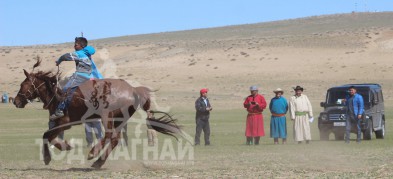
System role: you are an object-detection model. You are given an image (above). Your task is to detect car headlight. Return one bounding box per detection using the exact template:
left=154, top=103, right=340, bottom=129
left=321, top=114, right=328, bottom=121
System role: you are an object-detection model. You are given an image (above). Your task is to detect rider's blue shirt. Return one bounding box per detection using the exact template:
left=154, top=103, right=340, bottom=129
left=57, top=46, right=103, bottom=79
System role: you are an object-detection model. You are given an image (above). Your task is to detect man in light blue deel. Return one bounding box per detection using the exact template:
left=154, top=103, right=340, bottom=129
left=269, top=88, right=288, bottom=144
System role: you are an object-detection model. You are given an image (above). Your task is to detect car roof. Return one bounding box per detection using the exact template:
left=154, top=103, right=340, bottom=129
left=328, top=84, right=382, bottom=90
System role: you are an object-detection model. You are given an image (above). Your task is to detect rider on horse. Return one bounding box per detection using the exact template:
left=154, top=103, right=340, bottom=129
left=50, top=37, right=103, bottom=120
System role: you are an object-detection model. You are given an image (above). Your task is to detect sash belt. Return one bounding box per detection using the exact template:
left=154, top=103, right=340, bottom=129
left=295, top=111, right=308, bottom=116
left=248, top=112, right=262, bottom=115
left=272, top=113, right=286, bottom=117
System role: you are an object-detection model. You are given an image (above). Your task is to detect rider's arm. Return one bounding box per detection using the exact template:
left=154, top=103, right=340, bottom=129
left=56, top=52, right=79, bottom=65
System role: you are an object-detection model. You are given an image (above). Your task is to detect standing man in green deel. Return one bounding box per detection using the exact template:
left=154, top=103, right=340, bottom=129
left=289, top=86, right=313, bottom=144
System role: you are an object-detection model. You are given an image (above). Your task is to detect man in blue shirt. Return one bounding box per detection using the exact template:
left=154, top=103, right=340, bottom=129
left=269, top=88, right=288, bottom=144
left=344, top=86, right=364, bottom=143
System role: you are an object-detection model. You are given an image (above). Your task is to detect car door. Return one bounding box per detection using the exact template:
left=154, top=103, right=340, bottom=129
left=376, top=89, right=384, bottom=129
left=371, top=89, right=382, bottom=129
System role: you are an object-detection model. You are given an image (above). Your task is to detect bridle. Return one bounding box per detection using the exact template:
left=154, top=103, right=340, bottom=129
left=18, top=77, right=45, bottom=100
left=18, top=70, right=60, bottom=109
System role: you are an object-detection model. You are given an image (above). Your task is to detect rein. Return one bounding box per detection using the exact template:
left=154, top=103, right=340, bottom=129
left=19, top=66, right=62, bottom=109
left=43, top=66, right=62, bottom=108
left=45, top=65, right=61, bottom=108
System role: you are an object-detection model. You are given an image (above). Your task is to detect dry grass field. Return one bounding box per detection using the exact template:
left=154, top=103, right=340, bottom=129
left=1, top=12, right=393, bottom=178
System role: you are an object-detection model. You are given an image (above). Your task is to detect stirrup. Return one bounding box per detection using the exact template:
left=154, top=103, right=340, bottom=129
left=50, top=110, right=64, bottom=120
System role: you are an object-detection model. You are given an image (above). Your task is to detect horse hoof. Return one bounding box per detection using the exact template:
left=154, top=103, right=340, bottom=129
left=87, top=153, right=95, bottom=160
left=44, top=156, right=51, bottom=165
left=91, top=162, right=102, bottom=169
left=66, top=146, right=73, bottom=151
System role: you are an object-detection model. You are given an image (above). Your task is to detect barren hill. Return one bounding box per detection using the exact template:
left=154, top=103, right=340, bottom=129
left=1, top=12, right=393, bottom=109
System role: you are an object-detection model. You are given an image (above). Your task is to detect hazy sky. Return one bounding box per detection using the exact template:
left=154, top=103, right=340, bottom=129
left=1, top=0, right=392, bottom=46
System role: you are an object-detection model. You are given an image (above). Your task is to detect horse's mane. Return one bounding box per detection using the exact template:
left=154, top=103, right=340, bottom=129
left=32, top=71, right=58, bottom=84
left=31, top=71, right=61, bottom=95
left=30, top=57, right=58, bottom=84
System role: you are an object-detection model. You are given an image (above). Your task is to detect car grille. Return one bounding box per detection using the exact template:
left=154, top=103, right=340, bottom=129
left=329, top=114, right=346, bottom=121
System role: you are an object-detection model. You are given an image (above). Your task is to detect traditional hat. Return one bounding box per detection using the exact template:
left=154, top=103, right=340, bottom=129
left=200, top=88, right=208, bottom=94
left=249, top=85, right=258, bottom=91
left=293, top=86, right=304, bottom=91
left=273, top=88, right=284, bottom=93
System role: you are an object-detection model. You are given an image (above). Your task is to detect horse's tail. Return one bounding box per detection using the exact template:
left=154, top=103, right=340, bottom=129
left=146, top=111, right=182, bottom=140
left=134, top=86, right=182, bottom=140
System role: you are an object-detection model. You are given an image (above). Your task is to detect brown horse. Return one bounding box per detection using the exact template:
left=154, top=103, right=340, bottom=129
left=14, top=61, right=181, bottom=169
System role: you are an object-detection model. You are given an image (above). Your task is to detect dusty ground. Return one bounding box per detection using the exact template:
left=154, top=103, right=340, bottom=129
left=1, top=12, right=393, bottom=178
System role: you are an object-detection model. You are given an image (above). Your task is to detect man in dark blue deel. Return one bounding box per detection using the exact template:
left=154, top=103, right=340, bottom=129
left=344, top=86, right=364, bottom=144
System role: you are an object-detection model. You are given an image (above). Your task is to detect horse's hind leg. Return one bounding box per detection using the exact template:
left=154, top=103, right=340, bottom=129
left=91, top=133, right=120, bottom=169
left=91, top=120, right=122, bottom=169
left=88, top=118, right=113, bottom=160
left=87, top=131, right=110, bottom=160
left=88, top=107, right=135, bottom=160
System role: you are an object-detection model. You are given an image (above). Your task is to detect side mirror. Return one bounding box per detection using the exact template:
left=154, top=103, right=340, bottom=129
left=320, top=102, right=326, bottom=107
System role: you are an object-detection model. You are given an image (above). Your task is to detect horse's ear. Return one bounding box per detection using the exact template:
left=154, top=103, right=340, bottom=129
left=23, top=69, right=29, bottom=78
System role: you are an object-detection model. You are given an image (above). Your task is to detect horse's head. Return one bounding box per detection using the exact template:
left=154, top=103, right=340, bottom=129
left=14, top=69, right=47, bottom=108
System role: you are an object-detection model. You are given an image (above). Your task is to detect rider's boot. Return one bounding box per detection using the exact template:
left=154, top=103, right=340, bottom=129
left=50, top=101, right=66, bottom=120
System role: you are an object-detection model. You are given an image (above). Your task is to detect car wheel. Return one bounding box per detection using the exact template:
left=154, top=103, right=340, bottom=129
left=375, top=120, right=385, bottom=139
left=334, top=132, right=344, bottom=140
left=363, top=118, right=373, bottom=140
left=319, top=129, right=329, bottom=141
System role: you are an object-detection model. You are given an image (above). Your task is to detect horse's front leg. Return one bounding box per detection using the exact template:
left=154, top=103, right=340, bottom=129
left=52, top=136, right=72, bottom=151
left=48, top=118, right=73, bottom=151
left=42, top=137, right=51, bottom=165
left=42, top=127, right=71, bottom=165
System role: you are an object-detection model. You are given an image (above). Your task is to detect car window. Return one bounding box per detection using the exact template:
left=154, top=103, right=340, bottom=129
left=326, top=90, right=347, bottom=105
left=371, top=90, right=378, bottom=103
left=376, top=89, right=384, bottom=102
left=326, top=88, right=370, bottom=105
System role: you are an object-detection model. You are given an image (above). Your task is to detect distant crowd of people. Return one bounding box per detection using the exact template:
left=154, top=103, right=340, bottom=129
left=194, top=85, right=364, bottom=145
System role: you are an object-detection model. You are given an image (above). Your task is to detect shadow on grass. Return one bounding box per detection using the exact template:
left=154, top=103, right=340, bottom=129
left=4, top=167, right=106, bottom=172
